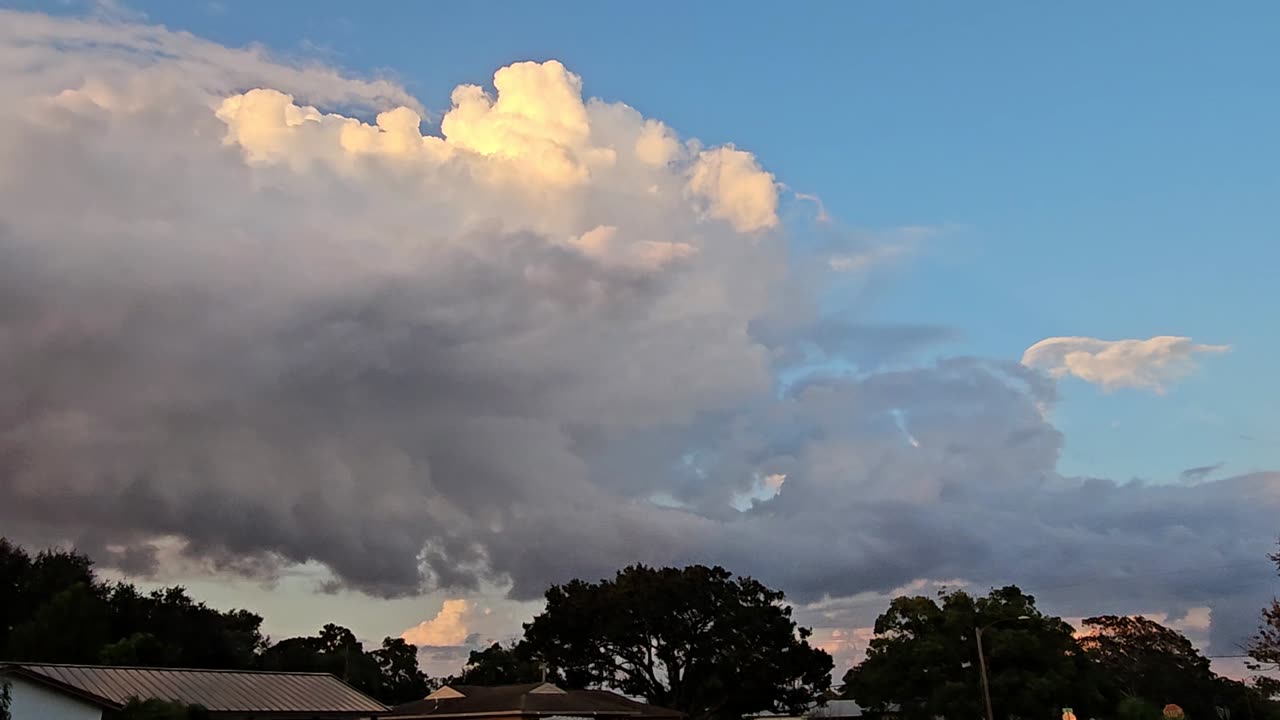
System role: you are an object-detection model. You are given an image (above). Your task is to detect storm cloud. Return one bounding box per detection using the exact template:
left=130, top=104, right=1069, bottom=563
left=0, top=9, right=1275, bottom=663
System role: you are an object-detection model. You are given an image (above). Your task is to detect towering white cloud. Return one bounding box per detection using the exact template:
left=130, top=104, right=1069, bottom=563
left=1022, top=335, right=1230, bottom=392
left=0, top=9, right=1274, bottom=664
left=402, top=599, right=472, bottom=647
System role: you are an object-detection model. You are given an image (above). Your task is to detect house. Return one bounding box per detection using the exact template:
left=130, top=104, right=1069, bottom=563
left=385, top=682, right=682, bottom=720
left=749, top=699, right=898, bottom=720
left=0, top=662, right=389, bottom=719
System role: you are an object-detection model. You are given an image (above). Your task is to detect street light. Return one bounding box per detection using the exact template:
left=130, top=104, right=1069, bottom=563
left=975, top=615, right=1031, bottom=720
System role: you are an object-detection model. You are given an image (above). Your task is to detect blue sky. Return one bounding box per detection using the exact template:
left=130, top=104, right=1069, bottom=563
left=46, top=0, right=1273, bottom=482
left=4, top=0, right=1278, bottom=675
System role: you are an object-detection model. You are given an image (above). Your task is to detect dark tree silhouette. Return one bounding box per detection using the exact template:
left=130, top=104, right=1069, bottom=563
left=523, top=564, right=832, bottom=720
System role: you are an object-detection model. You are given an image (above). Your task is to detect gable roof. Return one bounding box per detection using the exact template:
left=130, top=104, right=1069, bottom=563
left=0, top=662, right=388, bottom=716
left=388, top=683, right=682, bottom=719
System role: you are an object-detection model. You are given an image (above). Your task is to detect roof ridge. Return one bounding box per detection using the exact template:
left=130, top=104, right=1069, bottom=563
left=2, top=661, right=338, bottom=677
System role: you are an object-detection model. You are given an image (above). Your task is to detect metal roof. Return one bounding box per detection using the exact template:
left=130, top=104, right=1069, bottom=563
left=388, top=684, right=682, bottom=719
left=2, top=663, right=388, bottom=715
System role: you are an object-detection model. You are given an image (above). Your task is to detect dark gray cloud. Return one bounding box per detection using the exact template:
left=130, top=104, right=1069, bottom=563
left=0, top=9, right=1276, bottom=662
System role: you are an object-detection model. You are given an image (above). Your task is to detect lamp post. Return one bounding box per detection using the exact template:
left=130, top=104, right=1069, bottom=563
left=975, top=615, right=1030, bottom=720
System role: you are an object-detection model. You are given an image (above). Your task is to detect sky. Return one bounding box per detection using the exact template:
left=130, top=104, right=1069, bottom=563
left=1, top=0, right=1277, bottom=679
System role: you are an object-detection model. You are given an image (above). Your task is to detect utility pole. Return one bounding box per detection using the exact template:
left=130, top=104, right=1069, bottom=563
left=975, top=616, right=1030, bottom=720
left=976, top=627, right=995, bottom=720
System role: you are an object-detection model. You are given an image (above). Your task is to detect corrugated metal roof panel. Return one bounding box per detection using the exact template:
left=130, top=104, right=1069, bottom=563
left=6, top=663, right=388, bottom=714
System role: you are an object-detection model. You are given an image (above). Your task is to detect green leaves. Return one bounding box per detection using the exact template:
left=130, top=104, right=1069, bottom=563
left=116, top=697, right=210, bottom=720
left=0, top=538, right=429, bottom=706
left=523, top=564, right=832, bottom=720
left=451, top=642, right=557, bottom=686
left=844, top=586, right=1099, bottom=720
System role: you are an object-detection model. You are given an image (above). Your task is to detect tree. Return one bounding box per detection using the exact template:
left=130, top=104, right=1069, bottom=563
left=0, top=680, right=11, bottom=720
left=843, top=586, right=1100, bottom=720
left=523, top=564, right=832, bottom=720
left=1249, top=542, right=1280, bottom=697
left=1116, top=696, right=1162, bottom=720
left=100, top=584, right=265, bottom=669
left=1, top=540, right=104, bottom=660
left=0, top=538, right=434, bottom=707
left=114, top=698, right=210, bottom=720
left=7, top=581, right=111, bottom=662
left=372, top=637, right=431, bottom=704
left=0, top=538, right=265, bottom=669
left=452, top=642, right=560, bottom=686
left=1079, top=615, right=1217, bottom=718
left=258, top=624, right=421, bottom=704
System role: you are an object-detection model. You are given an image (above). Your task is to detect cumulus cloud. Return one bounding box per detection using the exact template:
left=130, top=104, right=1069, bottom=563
left=687, top=146, right=779, bottom=233
left=1022, top=336, right=1230, bottom=392
left=402, top=599, right=472, bottom=647
left=0, top=9, right=1275, bottom=664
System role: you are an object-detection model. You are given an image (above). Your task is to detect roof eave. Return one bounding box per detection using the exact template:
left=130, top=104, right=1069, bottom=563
left=0, top=665, right=124, bottom=711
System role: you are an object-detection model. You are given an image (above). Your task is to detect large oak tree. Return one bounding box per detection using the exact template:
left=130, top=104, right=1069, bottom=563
left=522, top=564, right=832, bottom=720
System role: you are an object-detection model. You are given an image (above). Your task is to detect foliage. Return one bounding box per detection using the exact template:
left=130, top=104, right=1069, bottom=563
left=1116, top=696, right=1162, bottom=720
left=258, top=624, right=429, bottom=704
left=1249, top=542, right=1280, bottom=697
left=0, top=539, right=265, bottom=669
left=523, top=564, right=832, bottom=720
left=113, top=697, right=210, bottom=720
left=0, top=538, right=427, bottom=706
left=842, top=585, right=1100, bottom=720
left=373, top=637, right=433, bottom=704
left=0, top=680, right=11, bottom=720
left=451, top=642, right=561, bottom=686
left=1079, top=614, right=1216, bottom=717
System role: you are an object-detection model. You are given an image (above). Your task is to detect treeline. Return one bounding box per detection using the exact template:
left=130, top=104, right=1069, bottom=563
left=4, top=536, right=1280, bottom=720
left=842, top=584, right=1279, bottom=720
left=0, top=539, right=429, bottom=705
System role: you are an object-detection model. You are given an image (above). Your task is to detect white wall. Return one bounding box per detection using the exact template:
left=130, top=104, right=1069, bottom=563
left=5, top=676, right=104, bottom=720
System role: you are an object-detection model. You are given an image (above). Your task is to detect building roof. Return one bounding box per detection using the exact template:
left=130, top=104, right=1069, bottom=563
left=0, top=662, right=389, bottom=716
left=749, top=699, right=897, bottom=720
left=387, top=683, right=682, bottom=719
left=809, top=700, right=871, bottom=718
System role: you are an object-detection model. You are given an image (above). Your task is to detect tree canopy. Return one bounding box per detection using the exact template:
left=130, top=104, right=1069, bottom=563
left=523, top=564, right=832, bottom=720
left=0, top=538, right=427, bottom=706
left=112, top=698, right=210, bottom=720
left=1249, top=542, right=1280, bottom=697
left=448, top=642, right=561, bottom=686
left=8, top=535, right=1280, bottom=720
left=845, top=585, right=1280, bottom=720
left=843, top=585, right=1100, bottom=720
left=1079, top=615, right=1221, bottom=717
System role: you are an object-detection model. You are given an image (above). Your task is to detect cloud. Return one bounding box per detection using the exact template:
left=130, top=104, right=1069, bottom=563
left=0, top=9, right=1275, bottom=665
left=1021, top=336, right=1230, bottom=393
left=402, top=599, right=472, bottom=647
left=1179, top=462, right=1224, bottom=484
left=687, top=145, right=779, bottom=233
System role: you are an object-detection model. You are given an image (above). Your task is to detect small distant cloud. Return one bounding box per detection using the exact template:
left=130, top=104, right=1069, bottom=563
left=1022, top=335, right=1230, bottom=393
left=791, top=191, right=830, bottom=223
left=402, top=599, right=471, bottom=647
left=826, top=225, right=941, bottom=274
left=828, top=243, right=910, bottom=273
left=91, top=0, right=146, bottom=21
left=1179, top=462, right=1224, bottom=483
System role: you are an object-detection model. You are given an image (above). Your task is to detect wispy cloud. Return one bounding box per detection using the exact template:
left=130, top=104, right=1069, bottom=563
left=1179, top=462, right=1224, bottom=483
left=1022, top=335, right=1230, bottom=393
